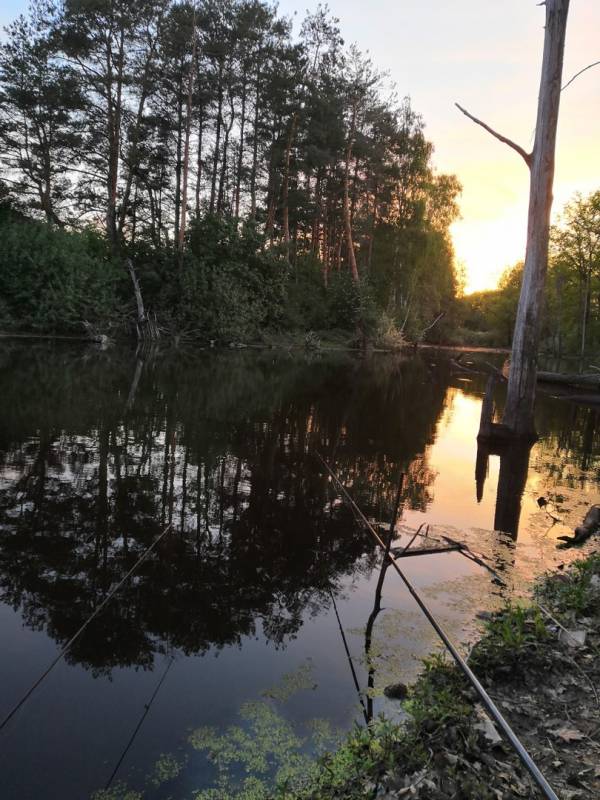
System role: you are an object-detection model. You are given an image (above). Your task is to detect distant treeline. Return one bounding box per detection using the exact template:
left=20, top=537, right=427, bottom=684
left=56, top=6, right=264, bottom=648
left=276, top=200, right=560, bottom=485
left=0, top=0, right=460, bottom=342
left=460, top=190, right=600, bottom=357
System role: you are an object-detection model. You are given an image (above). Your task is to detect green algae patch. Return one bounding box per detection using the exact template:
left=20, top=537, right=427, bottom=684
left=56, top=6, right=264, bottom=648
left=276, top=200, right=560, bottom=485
left=91, top=784, right=143, bottom=800
left=187, top=662, right=342, bottom=799
left=261, top=660, right=318, bottom=702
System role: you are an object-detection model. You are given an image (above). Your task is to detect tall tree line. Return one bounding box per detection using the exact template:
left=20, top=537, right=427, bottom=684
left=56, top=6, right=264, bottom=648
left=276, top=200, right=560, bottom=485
left=0, top=0, right=460, bottom=336
left=461, top=189, right=600, bottom=357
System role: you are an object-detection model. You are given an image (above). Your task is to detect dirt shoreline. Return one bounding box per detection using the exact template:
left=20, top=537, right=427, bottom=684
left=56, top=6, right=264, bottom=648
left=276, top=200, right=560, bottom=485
left=0, top=329, right=512, bottom=354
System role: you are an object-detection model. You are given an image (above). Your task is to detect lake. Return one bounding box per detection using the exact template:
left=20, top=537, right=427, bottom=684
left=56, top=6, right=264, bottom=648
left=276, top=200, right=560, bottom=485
left=0, top=342, right=598, bottom=799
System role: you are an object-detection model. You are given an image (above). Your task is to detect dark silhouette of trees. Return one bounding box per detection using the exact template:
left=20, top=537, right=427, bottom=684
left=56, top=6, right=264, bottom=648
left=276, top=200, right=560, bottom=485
left=0, top=0, right=460, bottom=341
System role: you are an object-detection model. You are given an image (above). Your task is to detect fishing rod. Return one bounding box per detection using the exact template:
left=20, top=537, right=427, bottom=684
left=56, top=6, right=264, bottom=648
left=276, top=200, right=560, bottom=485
left=329, top=589, right=369, bottom=725
left=0, top=523, right=173, bottom=733
left=314, top=452, right=559, bottom=800
left=105, top=655, right=175, bottom=790
left=328, top=472, right=405, bottom=725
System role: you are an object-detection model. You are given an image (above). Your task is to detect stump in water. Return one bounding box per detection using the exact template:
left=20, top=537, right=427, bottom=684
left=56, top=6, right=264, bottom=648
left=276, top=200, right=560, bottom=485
left=476, top=371, right=533, bottom=538
left=476, top=436, right=533, bottom=539
left=477, top=369, right=536, bottom=446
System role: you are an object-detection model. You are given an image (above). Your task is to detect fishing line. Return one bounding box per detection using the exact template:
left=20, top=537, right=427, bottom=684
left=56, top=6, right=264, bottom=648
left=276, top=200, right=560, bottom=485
left=0, top=523, right=172, bottom=733
left=105, top=529, right=179, bottom=790
left=315, top=451, right=559, bottom=800
left=328, top=590, right=369, bottom=725
left=104, top=655, right=175, bottom=790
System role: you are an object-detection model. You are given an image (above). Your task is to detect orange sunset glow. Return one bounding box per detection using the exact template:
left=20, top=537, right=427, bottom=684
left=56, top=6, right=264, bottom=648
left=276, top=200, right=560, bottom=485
left=275, top=0, right=600, bottom=295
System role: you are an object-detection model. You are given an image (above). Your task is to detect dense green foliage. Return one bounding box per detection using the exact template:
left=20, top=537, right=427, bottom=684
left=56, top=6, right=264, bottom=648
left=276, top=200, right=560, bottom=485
left=460, top=189, right=600, bottom=355
left=0, top=208, right=124, bottom=332
left=0, top=205, right=456, bottom=341
left=459, top=262, right=524, bottom=348
left=0, top=0, right=460, bottom=341
left=156, top=215, right=287, bottom=340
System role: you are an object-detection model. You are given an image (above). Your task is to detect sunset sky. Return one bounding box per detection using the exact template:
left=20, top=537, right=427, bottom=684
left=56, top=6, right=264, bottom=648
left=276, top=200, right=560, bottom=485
left=2, top=0, right=599, bottom=293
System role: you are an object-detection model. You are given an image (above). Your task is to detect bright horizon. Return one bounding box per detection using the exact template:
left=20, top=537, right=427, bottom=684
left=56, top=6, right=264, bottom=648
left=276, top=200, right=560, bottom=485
left=2, top=0, right=599, bottom=293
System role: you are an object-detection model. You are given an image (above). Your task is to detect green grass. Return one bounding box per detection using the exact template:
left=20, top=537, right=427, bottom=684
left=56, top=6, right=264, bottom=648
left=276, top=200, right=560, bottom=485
left=283, top=654, right=476, bottom=799
left=536, top=553, right=600, bottom=616
left=403, top=653, right=472, bottom=733
left=469, top=603, right=551, bottom=680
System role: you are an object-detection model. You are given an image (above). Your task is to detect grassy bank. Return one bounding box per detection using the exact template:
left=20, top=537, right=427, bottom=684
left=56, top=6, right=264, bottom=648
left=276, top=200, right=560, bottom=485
left=283, top=553, right=600, bottom=800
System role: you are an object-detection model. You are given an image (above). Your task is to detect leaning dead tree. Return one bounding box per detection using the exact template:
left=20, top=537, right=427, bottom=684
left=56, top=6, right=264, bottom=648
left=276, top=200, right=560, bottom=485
left=126, top=258, right=159, bottom=340
left=457, top=0, right=570, bottom=437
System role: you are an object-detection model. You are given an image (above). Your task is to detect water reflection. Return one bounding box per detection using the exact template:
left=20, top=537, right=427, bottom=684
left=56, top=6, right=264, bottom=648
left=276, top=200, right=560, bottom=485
left=0, top=344, right=448, bottom=676
left=1, top=343, right=599, bottom=799
left=476, top=439, right=533, bottom=538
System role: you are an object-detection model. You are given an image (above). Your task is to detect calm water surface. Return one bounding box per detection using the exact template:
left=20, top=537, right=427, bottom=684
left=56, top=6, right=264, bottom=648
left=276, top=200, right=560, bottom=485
left=0, top=343, right=598, bottom=799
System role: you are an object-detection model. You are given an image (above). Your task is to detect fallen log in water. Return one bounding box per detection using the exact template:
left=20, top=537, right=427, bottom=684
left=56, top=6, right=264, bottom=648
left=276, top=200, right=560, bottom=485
left=557, top=504, right=600, bottom=547
left=451, top=358, right=600, bottom=394
left=555, top=393, right=600, bottom=405
left=536, top=371, right=600, bottom=389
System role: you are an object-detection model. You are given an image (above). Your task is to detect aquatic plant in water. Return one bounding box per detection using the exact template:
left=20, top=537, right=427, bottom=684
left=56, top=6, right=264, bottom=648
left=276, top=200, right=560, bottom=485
left=189, top=661, right=341, bottom=799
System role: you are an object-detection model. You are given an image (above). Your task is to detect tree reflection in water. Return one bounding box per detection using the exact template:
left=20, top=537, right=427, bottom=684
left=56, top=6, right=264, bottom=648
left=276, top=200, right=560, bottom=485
left=476, top=438, right=533, bottom=539
left=2, top=345, right=600, bottom=798
left=474, top=393, right=600, bottom=539
left=0, top=344, right=447, bottom=675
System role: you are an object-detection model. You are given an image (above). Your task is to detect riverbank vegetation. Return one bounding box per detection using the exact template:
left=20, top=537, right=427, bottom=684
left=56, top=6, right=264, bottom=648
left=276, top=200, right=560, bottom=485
left=461, top=190, right=600, bottom=357
left=283, top=552, right=600, bottom=799
left=0, top=0, right=460, bottom=344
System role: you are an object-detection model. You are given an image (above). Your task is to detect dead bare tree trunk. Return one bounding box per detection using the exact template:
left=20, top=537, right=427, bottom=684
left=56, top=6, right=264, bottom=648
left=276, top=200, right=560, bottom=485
left=127, top=258, right=146, bottom=334
left=504, top=0, right=570, bottom=435
left=126, top=258, right=158, bottom=340
left=457, top=0, right=570, bottom=437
